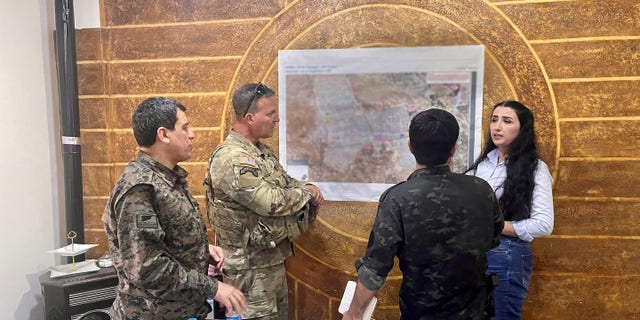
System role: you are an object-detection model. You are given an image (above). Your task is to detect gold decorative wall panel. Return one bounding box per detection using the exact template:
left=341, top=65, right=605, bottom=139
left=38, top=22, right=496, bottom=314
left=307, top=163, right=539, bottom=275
left=554, top=198, right=640, bottom=236
left=554, top=81, right=640, bottom=118
left=562, top=120, right=640, bottom=157
left=555, top=160, right=640, bottom=197
left=528, top=275, right=640, bottom=319
left=535, top=40, right=640, bottom=78
left=108, top=60, right=239, bottom=94
left=75, top=1, right=640, bottom=319
left=106, top=21, right=266, bottom=59
left=499, top=1, right=640, bottom=39
left=102, top=0, right=287, bottom=24
left=78, top=98, right=108, bottom=129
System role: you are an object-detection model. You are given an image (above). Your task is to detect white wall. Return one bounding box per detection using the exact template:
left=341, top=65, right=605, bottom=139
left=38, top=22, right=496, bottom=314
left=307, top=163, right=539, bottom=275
left=0, top=0, right=98, bottom=318
left=74, top=0, right=101, bottom=29
left=0, top=0, right=58, bottom=318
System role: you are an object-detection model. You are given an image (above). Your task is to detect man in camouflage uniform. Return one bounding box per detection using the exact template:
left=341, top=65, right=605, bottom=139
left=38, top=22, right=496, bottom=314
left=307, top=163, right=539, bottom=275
left=204, top=83, right=324, bottom=320
left=103, top=97, right=247, bottom=319
left=342, top=109, right=504, bottom=320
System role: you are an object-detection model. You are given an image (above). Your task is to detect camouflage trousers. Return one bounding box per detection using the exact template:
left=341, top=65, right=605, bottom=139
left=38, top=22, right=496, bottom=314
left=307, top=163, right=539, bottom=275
left=224, top=263, right=288, bottom=320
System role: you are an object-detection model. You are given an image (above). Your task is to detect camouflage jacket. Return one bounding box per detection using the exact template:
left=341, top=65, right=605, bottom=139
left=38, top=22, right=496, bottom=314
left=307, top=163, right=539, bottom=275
left=103, top=152, right=217, bottom=320
left=204, top=131, right=315, bottom=271
left=356, top=165, right=503, bottom=320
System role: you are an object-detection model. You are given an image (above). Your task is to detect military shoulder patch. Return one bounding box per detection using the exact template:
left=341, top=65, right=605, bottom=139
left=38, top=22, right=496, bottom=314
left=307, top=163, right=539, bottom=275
left=234, top=156, right=258, bottom=168
left=239, top=166, right=259, bottom=177
left=135, top=212, right=160, bottom=229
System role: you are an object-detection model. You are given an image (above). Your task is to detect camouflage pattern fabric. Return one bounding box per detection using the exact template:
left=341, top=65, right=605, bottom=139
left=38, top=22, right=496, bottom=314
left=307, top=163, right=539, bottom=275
left=204, top=131, right=315, bottom=318
left=223, top=263, right=288, bottom=320
left=356, top=165, right=504, bottom=320
left=103, top=152, right=217, bottom=320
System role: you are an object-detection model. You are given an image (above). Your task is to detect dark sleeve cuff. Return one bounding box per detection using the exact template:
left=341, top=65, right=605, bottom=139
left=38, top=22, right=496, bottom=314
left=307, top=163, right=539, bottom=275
left=355, top=258, right=386, bottom=291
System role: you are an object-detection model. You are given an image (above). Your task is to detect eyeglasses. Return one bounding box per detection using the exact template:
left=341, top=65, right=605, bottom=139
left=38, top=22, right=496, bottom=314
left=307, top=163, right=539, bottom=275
left=242, top=82, right=268, bottom=118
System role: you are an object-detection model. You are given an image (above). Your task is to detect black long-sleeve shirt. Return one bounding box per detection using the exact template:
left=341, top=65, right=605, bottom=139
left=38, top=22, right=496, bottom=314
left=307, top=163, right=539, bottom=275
left=357, top=165, right=503, bottom=320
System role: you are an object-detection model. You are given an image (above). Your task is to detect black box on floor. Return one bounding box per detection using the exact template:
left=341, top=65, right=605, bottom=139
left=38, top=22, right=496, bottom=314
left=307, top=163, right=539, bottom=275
left=39, top=266, right=117, bottom=320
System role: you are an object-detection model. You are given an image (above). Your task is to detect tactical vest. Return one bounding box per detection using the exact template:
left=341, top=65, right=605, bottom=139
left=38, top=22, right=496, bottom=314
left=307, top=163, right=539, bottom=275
left=204, top=145, right=315, bottom=271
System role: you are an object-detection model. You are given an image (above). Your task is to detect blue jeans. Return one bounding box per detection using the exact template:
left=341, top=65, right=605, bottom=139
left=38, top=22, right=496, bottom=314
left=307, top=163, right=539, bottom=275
left=487, top=236, right=532, bottom=320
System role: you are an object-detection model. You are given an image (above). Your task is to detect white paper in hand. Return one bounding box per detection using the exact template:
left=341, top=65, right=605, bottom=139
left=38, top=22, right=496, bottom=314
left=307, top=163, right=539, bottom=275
left=338, top=280, right=377, bottom=320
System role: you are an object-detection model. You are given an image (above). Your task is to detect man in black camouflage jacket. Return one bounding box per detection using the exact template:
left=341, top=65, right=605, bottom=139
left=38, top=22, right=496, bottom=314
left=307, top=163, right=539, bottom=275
left=343, top=108, right=504, bottom=320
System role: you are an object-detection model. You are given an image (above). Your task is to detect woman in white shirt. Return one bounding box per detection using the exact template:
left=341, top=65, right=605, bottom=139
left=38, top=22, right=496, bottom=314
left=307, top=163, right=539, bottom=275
left=466, top=100, right=554, bottom=319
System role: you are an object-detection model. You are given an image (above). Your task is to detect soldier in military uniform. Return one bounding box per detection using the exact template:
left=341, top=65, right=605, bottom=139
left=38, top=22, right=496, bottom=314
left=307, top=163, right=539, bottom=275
left=342, top=109, right=504, bottom=320
left=103, top=97, right=247, bottom=320
left=204, top=83, right=324, bottom=320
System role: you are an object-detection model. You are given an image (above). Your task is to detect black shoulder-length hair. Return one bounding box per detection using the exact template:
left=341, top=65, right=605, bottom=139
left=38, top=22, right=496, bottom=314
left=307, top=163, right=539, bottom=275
left=466, top=100, right=539, bottom=220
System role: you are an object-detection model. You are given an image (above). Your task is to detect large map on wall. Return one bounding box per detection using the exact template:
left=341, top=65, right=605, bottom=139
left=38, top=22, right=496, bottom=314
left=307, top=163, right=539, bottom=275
left=278, top=46, right=485, bottom=201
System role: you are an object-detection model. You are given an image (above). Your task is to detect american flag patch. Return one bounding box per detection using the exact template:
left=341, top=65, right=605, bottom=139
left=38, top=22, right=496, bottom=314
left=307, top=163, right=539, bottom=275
left=236, top=156, right=257, bottom=167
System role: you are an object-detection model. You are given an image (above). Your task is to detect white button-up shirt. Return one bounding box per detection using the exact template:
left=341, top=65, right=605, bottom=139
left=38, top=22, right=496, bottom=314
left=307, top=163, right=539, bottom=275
left=469, top=148, right=554, bottom=241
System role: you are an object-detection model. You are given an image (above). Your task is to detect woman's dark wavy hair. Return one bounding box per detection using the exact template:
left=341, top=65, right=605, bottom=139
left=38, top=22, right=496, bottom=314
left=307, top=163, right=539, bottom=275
left=466, top=100, right=539, bottom=220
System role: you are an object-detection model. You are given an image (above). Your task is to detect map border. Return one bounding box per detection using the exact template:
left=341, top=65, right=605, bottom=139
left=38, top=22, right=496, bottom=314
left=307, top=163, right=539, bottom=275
left=277, top=46, right=485, bottom=202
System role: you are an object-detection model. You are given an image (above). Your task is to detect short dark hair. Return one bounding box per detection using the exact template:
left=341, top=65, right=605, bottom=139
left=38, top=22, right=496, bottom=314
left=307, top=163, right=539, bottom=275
left=132, top=97, right=186, bottom=147
left=409, top=108, right=460, bottom=166
left=231, top=82, right=276, bottom=119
